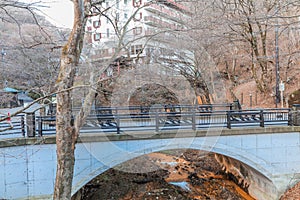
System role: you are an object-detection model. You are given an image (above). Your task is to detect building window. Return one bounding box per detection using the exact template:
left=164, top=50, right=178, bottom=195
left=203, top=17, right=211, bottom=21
left=130, top=45, right=143, bottom=55
left=133, top=27, right=143, bottom=35
left=135, top=45, right=143, bottom=54
left=116, top=13, right=120, bottom=21
left=124, top=0, right=128, bottom=5
left=133, top=0, right=142, bottom=7
left=94, top=33, right=101, bottom=41
left=133, top=12, right=142, bottom=21
left=124, top=13, right=128, bottom=19
left=93, top=20, right=101, bottom=28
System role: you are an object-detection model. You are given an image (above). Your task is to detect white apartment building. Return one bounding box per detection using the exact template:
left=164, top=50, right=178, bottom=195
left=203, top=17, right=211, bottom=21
left=85, top=0, right=191, bottom=65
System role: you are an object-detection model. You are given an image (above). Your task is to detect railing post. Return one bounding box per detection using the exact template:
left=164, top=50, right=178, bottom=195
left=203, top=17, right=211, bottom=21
left=227, top=111, right=231, bottom=129
left=288, top=110, right=292, bottom=126
left=192, top=105, right=196, bottom=131
left=260, top=110, right=264, bottom=127
left=21, top=116, right=25, bottom=137
left=116, top=116, right=120, bottom=134
left=38, top=117, right=43, bottom=136
left=115, top=108, right=120, bottom=134
left=155, top=109, right=159, bottom=132
left=26, top=112, right=36, bottom=137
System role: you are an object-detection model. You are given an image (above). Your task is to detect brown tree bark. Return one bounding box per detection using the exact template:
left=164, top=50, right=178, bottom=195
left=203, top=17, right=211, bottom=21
left=53, top=1, right=91, bottom=199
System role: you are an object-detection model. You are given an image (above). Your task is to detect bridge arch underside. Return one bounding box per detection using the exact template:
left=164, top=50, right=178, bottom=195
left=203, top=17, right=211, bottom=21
left=72, top=136, right=282, bottom=200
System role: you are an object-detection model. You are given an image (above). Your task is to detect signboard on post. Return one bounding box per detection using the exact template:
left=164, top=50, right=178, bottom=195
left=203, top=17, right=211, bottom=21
left=279, top=81, right=285, bottom=92
left=279, top=81, right=285, bottom=108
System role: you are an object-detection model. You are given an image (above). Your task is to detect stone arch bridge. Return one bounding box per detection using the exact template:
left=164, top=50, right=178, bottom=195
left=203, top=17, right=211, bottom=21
left=0, top=126, right=300, bottom=200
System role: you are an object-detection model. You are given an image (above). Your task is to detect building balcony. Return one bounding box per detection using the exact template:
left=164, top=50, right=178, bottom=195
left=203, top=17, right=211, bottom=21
left=157, top=0, right=189, bottom=13
left=144, top=15, right=182, bottom=30
left=145, top=3, right=189, bottom=24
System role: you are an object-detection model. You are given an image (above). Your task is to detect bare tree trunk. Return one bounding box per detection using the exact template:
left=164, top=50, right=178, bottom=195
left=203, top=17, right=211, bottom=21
left=54, top=1, right=90, bottom=199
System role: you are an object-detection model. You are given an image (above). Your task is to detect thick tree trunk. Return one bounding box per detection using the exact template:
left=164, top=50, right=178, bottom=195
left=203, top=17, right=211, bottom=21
left=53, top=1, right=90, bottom=199
left=54, top=56, right=77, bottom=199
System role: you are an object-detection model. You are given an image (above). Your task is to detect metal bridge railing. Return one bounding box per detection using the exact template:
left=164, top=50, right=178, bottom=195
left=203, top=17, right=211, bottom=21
left=0, top=105, right=293, bottom=138
left=226, top=108, right=290, bottom=129
left=33, top=105, right=291, bottom=136
left=0, top=114, right=25, bottom=137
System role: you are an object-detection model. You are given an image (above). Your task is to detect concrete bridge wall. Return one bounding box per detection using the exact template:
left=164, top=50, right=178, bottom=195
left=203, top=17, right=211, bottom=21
left=0, top=127, right=300, bottom=199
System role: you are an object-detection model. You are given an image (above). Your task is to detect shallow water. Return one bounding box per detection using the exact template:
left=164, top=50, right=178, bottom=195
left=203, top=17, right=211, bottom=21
left=169, top=181, right=191, bottom=191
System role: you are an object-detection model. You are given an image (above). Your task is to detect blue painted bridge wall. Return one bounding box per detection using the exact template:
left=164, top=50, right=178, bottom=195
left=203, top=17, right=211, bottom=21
left=0, top=128, right=300, bottom=199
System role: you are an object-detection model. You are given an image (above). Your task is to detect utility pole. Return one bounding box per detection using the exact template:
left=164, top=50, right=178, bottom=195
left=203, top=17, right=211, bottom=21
left=275, top=22, right=280, bottom=107
left=275, top=1, right=280, bottom=108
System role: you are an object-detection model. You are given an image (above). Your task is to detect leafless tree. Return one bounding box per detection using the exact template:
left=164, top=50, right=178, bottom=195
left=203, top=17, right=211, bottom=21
left=187, top=0, right=300, bottom=104
left=0, top=0, right=65, bottom=101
